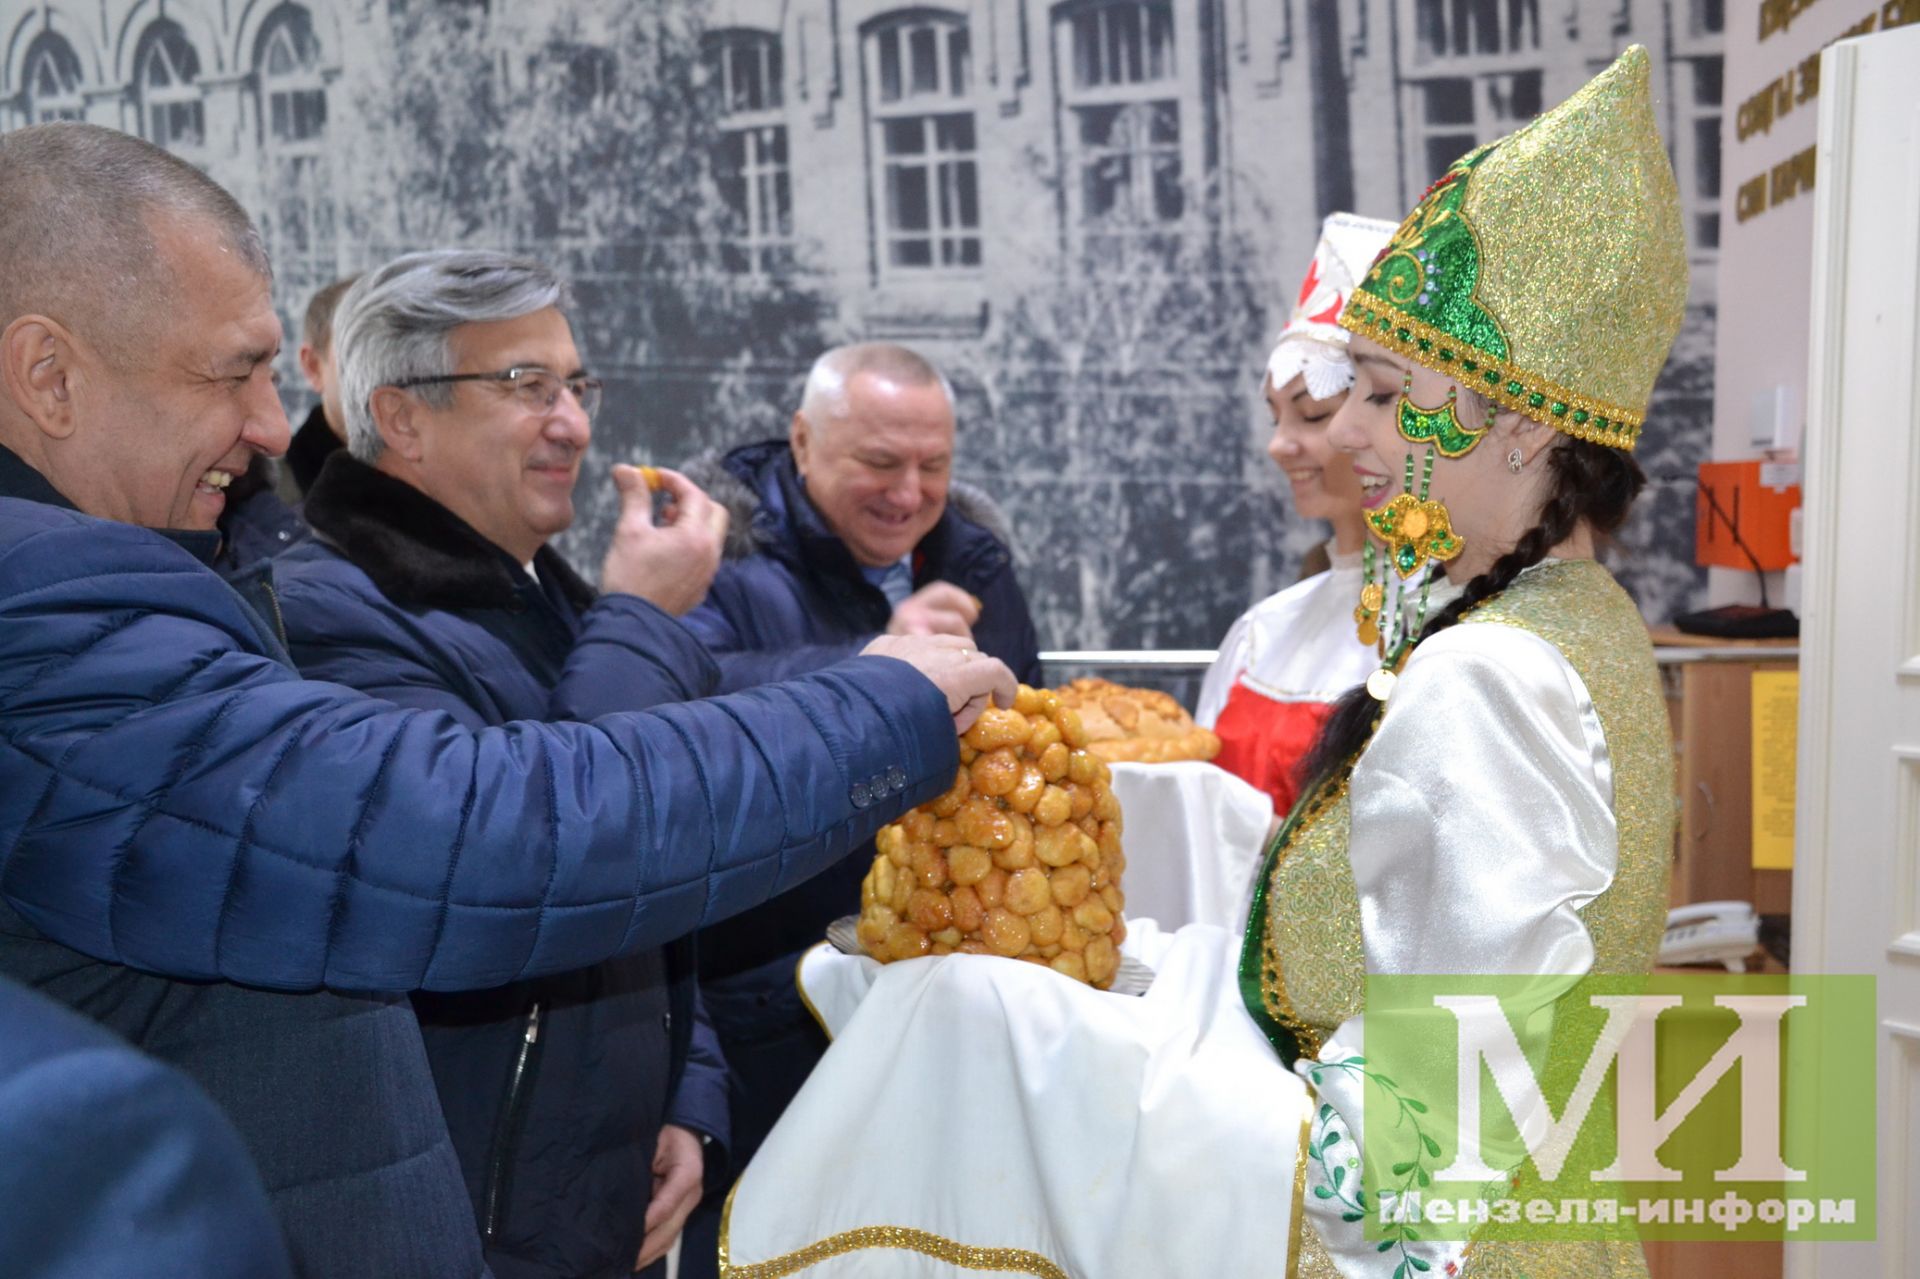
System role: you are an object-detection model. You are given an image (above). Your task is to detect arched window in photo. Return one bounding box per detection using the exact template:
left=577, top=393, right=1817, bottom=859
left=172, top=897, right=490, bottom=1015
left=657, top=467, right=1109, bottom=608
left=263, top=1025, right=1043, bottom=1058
left=253, top=6, right=333, bottom=270
left=22, top=32, right=85, bottom=123
left=707, top=28, right=792, bottom=275
left=134, top=20, right=205, bottom=152
left=863, top=11, right=980, bottom=273
left=1054, top=0, right=1182, bottom=228
left=259, top=5, right=327, bottom=147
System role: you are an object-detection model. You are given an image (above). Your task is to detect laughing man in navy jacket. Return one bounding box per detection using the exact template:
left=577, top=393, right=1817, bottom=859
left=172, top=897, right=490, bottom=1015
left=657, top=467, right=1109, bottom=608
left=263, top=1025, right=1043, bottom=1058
left=676, top=344, right=1041, bottom=1276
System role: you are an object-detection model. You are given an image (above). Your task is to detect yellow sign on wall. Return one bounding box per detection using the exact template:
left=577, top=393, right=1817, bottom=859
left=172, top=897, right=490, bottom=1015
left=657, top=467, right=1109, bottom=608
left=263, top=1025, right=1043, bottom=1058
left=1751, top=670, right=1800, bottom=869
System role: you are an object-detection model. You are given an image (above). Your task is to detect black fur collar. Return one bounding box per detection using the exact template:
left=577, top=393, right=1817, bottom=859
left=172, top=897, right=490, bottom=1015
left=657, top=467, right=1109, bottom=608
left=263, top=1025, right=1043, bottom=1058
left=302, top=451, right=595, bottom=612
left=286, top=405, right=342, bottom=497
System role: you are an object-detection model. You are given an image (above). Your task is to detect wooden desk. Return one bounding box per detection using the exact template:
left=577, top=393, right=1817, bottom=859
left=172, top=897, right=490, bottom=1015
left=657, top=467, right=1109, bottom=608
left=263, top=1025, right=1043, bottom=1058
left=1651, top=631, right=1798, bottom=917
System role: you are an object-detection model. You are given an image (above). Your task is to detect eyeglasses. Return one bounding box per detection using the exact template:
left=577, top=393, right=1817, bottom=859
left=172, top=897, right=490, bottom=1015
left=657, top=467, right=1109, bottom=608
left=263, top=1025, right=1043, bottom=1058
left=390, top=366, right=603, bottom=421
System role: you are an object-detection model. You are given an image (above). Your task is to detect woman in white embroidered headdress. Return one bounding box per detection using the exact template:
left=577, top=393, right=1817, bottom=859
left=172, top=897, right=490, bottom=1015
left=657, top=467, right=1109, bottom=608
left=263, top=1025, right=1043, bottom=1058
left=1197, top=212, right=1396, bottom=817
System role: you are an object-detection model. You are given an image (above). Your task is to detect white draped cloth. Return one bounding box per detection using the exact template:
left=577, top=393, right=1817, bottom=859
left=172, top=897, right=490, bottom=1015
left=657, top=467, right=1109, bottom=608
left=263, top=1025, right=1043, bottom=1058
left=721, top=597, right=1626, bottom=1279
left=1105, top=761, right=1273, bottom=931
left=723, top=920, right=1311, bottom=1278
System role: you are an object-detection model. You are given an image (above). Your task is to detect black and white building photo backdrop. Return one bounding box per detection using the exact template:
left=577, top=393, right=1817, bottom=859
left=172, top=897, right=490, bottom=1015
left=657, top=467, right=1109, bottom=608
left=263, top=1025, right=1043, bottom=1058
left=0, top=0, right=1726, bottom=648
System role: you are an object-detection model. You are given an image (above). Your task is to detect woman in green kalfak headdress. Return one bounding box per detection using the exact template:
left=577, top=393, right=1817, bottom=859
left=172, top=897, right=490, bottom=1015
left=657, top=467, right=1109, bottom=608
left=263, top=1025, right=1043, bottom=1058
left=1240, top=44, right=1686, bottom=1278
left=719, top=47, right=1686, bottom=1279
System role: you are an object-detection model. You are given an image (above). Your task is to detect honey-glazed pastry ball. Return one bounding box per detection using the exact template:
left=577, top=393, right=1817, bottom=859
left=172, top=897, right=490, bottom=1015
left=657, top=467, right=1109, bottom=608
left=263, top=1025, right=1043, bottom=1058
left=857, top=684, right=1129, bottom=988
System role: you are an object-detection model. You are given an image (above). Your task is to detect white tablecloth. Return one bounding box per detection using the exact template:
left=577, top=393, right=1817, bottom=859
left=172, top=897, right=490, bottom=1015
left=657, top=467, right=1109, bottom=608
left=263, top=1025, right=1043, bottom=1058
left=1107, top=761, right=1275, bottom=931
left=724, top=922, right=1311, bottom=1278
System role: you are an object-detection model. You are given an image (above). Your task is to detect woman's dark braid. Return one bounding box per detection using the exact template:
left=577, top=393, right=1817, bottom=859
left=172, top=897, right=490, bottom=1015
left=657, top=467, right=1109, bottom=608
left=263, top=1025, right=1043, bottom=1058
left=1293, top=439, right=1644, bottom=798
left=1409, top=446, right=1585, bottom=645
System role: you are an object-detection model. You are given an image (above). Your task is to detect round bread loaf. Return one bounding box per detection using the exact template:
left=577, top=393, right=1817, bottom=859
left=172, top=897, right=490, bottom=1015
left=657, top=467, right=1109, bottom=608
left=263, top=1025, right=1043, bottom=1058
left=1052, top=677, right=1221, bottom=764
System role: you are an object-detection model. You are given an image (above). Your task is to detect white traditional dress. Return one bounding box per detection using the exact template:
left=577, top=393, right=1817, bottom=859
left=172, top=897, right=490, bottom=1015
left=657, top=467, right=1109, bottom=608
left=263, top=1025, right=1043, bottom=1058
left=720, top=560, right=1673, bottom=1279
left=1195, top=544, right=1380, bottom=817
left=1243, top=560, right=1671, bottom=1278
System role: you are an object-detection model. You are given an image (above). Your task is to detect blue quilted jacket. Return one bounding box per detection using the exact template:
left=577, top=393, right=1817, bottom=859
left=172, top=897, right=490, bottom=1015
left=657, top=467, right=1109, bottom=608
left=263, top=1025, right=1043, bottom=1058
left=680, top=440, right=1041, bottom=979
left=0, top=446, right=957, bottom=1277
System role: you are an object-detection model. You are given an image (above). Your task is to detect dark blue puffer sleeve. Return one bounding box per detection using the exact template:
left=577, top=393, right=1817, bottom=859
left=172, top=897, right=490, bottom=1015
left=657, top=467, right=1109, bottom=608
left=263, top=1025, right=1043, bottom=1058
left=704, top=642, right=873, bottom=695
left=0, top=514, right=957, bottom=995
left=680, top=583, right=868, bottom=694
left=553, top=593, right=720, bottom=717
left=666, top=989, right=731, bottom=1160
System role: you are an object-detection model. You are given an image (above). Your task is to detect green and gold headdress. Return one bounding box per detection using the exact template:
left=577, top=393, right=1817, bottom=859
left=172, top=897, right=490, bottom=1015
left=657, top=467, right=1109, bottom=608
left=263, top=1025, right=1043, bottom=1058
left=1338, top=46, right=1688, bottom=449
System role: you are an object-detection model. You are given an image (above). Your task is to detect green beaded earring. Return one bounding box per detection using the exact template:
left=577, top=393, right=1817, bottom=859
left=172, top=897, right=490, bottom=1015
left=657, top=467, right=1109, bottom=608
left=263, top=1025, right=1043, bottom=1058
left=1396, top=371, right=1495, bottom=458
left=1353, top=541, right=1384, bottom=648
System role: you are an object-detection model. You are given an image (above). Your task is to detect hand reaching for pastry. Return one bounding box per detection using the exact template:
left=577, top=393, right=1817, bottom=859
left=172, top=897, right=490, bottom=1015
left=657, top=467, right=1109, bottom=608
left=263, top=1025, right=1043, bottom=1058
left=886, top=581, right=981, bottom=642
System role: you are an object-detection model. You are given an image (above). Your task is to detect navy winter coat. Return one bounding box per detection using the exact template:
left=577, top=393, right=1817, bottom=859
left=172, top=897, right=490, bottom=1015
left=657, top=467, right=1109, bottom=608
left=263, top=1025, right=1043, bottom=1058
left=0, top=976, right=294, bottom=1279
left=274, top=453, right=729, bottom=1279
left=679, top=440, right=1041, bottom=978
left=0, top=444, right=957, bottom=1278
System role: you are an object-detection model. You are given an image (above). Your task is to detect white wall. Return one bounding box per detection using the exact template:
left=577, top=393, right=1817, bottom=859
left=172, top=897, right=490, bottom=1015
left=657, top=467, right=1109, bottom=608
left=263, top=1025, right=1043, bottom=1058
left=1711, top=1, right=1912, bottom=606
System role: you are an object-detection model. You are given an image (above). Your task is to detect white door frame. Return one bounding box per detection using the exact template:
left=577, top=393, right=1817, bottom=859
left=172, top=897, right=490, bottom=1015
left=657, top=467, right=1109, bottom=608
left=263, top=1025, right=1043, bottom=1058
left=1790, top=23, right=1920, bottom=1279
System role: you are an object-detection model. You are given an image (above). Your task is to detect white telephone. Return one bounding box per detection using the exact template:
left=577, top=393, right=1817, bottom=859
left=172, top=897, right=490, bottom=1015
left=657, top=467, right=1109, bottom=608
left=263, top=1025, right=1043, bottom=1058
left=1659, top=901, right=1762, bottom=972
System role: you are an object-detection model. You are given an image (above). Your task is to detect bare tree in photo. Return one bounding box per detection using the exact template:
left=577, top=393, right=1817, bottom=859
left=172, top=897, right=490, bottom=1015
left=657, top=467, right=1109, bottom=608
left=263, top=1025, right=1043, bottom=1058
left=968, top=176, right=1309, bottom=651
left=1613, top=300, right=1716, bottom=621
left=314, top=0, right=835, bottom=562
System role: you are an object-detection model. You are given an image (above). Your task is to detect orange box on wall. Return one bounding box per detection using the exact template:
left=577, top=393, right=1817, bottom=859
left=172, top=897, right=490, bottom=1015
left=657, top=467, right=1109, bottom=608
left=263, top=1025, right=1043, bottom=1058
left=1695, top=460, right=1799, bottom=571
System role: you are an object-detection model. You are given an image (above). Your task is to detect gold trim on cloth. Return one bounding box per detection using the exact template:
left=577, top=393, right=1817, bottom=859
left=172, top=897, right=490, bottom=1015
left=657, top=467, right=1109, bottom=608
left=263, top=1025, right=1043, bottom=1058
left=718, top=1183, right=1071, bottom=1279
left=1287, top=1111, right=1313, bottom=1279
left=794, top=942, right=834, bottom=1042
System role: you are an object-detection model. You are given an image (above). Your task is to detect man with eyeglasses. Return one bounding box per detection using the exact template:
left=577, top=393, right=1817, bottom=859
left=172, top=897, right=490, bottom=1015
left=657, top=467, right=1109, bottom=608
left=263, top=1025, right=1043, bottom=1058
left=268, top=250, right=753, bottom=1278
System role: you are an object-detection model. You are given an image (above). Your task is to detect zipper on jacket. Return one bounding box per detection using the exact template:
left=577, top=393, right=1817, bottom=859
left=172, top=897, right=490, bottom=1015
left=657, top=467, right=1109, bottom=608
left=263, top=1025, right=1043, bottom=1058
left=253, top=568, right=289, bottom=649
left=258, top=574, right=290, bottom=649
left=481, top=1002, right=544, bottom=1243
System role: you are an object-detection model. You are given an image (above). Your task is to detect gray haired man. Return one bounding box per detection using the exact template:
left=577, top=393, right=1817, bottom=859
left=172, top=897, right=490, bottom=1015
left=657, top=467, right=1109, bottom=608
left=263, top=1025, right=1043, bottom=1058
left=272, top=250, right=737, bottom=1277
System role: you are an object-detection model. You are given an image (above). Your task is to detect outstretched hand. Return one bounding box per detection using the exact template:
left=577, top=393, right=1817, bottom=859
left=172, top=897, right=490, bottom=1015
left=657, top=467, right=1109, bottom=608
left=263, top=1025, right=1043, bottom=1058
left=861, top=633, right=1017, bottom=734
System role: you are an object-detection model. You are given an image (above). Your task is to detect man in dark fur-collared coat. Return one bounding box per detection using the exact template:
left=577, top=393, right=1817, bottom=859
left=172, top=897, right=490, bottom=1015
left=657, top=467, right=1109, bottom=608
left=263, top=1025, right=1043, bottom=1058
left=273, top=252, right=738, bottom=1279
